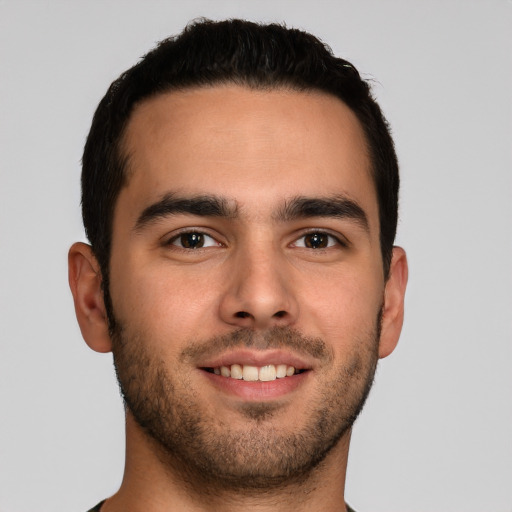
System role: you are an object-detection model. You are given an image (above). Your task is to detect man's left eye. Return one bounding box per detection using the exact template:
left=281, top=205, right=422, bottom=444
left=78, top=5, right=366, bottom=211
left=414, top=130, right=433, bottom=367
left=169, top=232, right=219, bottom=249
left=293, top=232, right=339, bottom=249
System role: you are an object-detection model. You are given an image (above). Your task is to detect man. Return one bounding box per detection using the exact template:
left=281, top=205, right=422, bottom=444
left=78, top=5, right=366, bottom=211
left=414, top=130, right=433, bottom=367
left=69, top=19, right=408, bottom=512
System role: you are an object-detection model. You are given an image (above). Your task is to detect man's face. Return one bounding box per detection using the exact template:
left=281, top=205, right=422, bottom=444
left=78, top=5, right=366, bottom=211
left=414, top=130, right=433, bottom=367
left=108, top=86, right=387, bottom=489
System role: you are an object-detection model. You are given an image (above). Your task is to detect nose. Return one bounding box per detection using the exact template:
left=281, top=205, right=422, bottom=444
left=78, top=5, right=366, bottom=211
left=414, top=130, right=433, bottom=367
left=218, top=246, right=299, bottom=330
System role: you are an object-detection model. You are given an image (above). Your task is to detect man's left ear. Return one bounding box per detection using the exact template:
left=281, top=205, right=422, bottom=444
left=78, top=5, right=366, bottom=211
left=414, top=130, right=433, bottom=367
left=378, top=246, right=408, bottom=359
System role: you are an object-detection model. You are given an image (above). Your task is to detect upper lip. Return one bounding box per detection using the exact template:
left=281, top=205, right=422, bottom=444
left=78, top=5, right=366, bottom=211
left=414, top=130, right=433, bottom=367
left=197, top=349, right=315, bottom=370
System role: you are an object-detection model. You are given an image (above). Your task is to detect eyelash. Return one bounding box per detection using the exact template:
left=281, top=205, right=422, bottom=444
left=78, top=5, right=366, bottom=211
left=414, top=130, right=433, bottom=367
left=291, top=231, right=347, bottom=250
left=166, top=230, right=221, bottom=250
left=165, top=229, right=347, bottom=251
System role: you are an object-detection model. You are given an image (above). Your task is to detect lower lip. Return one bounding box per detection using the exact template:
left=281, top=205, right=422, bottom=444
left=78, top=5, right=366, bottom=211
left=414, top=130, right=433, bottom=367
left=200, top=369, right=310, bottom=401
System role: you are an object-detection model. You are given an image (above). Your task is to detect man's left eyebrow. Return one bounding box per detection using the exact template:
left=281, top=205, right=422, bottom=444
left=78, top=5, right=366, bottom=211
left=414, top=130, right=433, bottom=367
left=275, top=195, right=370, bottom=232
left=134, top=193, right=238, bottom=231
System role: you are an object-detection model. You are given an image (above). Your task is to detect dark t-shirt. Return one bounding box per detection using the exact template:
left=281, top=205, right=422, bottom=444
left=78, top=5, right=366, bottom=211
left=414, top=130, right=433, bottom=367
left=87, top=502, right=105, bottom=512
left=88, top=501, right=357, bottom=511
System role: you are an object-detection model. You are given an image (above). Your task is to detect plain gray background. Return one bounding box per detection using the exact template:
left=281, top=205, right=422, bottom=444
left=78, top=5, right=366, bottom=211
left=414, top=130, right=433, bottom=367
left=1, top=1, right=511, bottom=511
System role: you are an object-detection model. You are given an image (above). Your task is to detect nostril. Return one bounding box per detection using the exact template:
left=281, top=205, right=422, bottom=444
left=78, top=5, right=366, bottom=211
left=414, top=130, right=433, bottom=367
left=235, top=311, right=251, bottom=319
left=274, top=311, right=287, bottom=318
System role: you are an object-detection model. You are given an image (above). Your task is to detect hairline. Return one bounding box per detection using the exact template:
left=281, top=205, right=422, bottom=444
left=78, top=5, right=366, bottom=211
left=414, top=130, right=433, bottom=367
left=113, top=80, right=379, bottom=234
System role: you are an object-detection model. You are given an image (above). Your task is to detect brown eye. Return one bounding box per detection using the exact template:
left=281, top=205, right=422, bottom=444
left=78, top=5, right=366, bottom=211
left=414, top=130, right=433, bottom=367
left=180, top=232, right=205, bottom=249
left=169, top=232, right=219, bottom=249
left=303, top=232, right=330, bottom=249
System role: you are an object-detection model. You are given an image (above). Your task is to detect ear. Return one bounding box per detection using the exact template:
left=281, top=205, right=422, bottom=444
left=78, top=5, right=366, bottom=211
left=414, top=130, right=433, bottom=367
left=378, top=246, right=408, bottom=359
left=68, top=242, right=112, bottom=353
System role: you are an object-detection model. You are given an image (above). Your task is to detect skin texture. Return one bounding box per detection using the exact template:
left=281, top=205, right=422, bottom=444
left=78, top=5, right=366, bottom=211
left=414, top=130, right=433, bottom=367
left=69, top=86, right=408, bottom=512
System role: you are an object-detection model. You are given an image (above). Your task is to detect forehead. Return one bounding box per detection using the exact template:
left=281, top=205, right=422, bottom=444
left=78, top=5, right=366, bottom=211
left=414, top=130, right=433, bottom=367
left=119, top=85, right=377, bottom=227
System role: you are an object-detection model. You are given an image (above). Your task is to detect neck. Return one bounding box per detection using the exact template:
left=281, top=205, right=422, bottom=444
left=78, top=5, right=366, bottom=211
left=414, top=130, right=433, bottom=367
left=103, top=413, right=351, bottom=512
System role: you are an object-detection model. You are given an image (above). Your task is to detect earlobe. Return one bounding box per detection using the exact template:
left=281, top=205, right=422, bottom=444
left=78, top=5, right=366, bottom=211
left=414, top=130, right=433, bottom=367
left=378, top=246, right=408, bottom=359
left=68, top=242, right=112, bottom=353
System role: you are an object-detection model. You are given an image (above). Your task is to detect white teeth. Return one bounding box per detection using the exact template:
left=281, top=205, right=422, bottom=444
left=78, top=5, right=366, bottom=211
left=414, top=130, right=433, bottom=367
left=230, top=364, right=243, bottom=379
left=276, top=364, right=287, bottom=378
left=220, top=366, right=231, bottom=377
left=212, top=364, right=299, bottom=381
left=259, top=365, right=277, bottom=382
left=242, top=365, right=259, bottom=382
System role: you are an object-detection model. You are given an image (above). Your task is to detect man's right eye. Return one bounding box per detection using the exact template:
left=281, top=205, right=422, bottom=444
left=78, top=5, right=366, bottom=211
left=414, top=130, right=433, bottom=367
left=168, top=232, right=219, bottom=249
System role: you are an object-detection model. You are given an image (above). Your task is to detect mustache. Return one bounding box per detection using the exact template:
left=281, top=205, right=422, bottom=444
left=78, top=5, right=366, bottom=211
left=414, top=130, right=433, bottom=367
left=180, top=326, right=333, bottom=364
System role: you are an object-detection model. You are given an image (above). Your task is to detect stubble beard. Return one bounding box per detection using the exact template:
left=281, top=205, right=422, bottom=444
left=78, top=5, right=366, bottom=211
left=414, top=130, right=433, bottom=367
left=110, top=316, right=380, bottom=494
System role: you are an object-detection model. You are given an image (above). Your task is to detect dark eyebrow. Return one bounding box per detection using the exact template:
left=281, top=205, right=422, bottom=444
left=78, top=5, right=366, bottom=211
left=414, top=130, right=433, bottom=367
left=134, top=193, right=238, bottom=231
left=275, top=195, right=370, bottom=232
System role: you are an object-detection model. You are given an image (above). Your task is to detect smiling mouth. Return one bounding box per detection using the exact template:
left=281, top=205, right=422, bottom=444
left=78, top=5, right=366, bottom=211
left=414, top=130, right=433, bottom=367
left=202, top=364, right=307, bottom=382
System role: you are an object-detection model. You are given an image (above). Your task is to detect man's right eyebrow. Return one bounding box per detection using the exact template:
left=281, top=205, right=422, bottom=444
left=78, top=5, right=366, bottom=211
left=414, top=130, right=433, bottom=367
left=134, top=193, right=238, bottom=231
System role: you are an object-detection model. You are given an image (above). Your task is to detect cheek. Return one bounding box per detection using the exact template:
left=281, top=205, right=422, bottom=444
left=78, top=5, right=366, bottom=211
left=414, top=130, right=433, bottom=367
left=299, top=265, right=383, bottom=344
left=110, top=258, right=222, bottom=339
